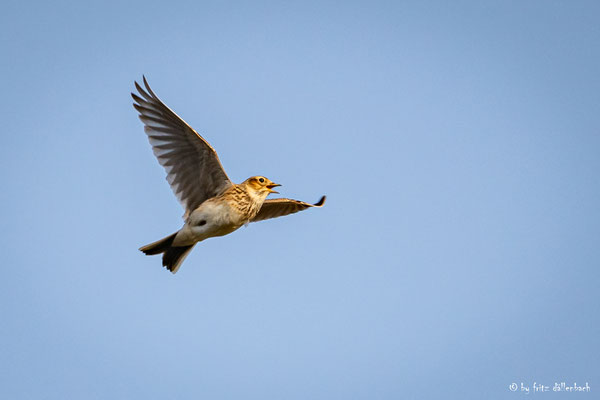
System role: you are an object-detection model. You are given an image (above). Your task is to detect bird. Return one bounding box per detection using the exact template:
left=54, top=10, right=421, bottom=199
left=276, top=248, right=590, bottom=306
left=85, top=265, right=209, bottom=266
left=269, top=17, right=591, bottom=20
left=132, top=77, right=326, bottom=273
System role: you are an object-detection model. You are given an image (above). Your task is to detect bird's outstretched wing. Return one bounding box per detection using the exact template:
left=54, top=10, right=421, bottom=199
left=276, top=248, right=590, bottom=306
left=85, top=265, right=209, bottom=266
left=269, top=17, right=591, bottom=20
left=252, top=196, right=326, bottom=222
left=132, top=77, right=233, bottom=216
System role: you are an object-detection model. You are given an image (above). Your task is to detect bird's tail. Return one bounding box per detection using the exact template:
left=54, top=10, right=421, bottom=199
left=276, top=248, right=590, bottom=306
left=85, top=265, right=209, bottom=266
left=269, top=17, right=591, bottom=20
left=139, top=232, right=195, bottom=274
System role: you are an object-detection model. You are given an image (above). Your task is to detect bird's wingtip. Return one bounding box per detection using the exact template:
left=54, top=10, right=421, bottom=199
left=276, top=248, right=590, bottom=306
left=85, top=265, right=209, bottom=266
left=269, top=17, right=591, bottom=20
left=314, top=195, right=326, bottom=207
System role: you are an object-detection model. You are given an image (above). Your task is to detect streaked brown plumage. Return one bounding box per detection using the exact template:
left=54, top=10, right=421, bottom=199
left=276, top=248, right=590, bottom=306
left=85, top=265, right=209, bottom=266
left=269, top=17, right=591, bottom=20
left=133, top=77, right=326, bottom=273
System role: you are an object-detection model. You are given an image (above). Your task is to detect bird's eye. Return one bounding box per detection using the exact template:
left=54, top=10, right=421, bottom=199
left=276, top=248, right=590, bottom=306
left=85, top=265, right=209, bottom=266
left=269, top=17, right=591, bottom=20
left=259, top=178, right=265, bottom=183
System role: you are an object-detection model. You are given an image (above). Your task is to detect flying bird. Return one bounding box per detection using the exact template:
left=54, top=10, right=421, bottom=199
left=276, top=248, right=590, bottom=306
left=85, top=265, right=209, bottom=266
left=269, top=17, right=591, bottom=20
left=132, top=77, right=326, bottom=273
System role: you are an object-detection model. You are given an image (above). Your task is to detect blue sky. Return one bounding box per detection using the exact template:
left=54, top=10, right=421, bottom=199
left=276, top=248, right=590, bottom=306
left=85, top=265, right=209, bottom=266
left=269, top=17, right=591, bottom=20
left=2, top=1, right=599, bottom=399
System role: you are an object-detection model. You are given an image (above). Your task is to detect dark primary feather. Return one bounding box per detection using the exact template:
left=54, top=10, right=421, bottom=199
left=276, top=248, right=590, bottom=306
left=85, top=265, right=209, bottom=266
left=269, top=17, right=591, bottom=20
left=251, top=196, right=326, bottom=222
left=131, top=76, right=233, bottom=215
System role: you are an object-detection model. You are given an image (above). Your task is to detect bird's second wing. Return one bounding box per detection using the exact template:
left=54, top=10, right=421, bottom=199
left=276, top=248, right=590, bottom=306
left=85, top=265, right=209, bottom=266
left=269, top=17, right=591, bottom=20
left=132, top=77, right=233, bottom=215
left=251, top=196, right=326, bottom=223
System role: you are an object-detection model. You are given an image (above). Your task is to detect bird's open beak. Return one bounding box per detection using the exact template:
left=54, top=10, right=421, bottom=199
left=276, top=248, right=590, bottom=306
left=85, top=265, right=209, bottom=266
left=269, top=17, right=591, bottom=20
left=266, top=183, right=281, bottom=194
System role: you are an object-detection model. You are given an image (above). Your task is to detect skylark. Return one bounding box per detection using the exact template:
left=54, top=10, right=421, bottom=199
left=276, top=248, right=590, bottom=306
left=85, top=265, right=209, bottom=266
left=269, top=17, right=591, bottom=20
left=132, top=77, right=326, bottom=273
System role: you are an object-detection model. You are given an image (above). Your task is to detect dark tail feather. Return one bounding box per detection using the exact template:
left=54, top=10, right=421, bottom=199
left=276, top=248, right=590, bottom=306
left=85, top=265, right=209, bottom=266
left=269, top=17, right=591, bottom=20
left=139, top=232, right=178, bottom=255
left=162, top=244, right=195, bottom=273
left=139, top=233, right=195, bottom=273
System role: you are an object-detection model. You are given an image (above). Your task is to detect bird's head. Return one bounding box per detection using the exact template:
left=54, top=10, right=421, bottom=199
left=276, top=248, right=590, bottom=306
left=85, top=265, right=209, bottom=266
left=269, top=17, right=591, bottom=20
left=245, top=176, right=281, bottom=195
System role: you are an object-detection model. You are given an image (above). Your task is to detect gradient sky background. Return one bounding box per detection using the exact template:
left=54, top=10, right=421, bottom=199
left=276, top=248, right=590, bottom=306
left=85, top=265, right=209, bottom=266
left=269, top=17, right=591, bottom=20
left=2, top=1, right=599, bottom=399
